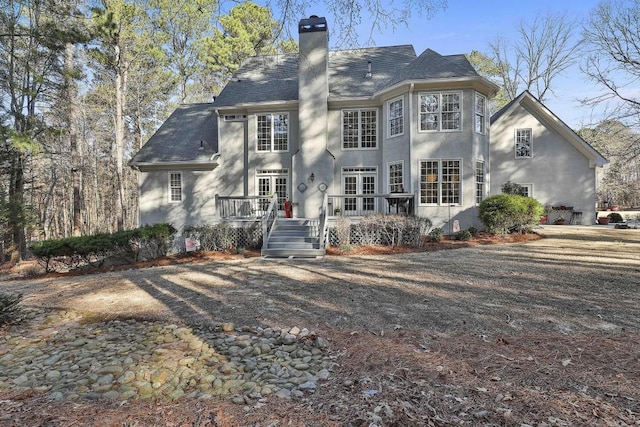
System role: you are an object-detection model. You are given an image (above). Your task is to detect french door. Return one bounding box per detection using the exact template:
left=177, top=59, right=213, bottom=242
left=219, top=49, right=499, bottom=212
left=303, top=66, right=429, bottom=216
left=343, top=167, right=377, bottom=214
left=256, top=169, right=288, bottom=211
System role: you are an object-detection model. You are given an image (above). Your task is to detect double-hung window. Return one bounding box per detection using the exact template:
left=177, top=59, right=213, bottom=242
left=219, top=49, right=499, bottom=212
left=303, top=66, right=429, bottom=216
left=388, top=97, right=404, bottom=137
left=169, top=172, right=182, bottom=203
left=342, top=109, right=377, bottom=149
left=419, top=92, right=462, bottom=131
left=388, top=162, right=404, bottom=193
left=475, top=160, right=485, bottom=204
left=515, top=129, right=532, bottom=158
left=419, top=159, right=461, bottom=205
left=257, top=113, right=288, bottom=152
left=475, top=93, right=486, bottom=134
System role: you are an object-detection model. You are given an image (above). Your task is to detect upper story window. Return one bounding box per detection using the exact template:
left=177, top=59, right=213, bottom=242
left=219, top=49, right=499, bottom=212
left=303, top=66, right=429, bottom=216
left=515, top=129, right=532, bottom=158
left=342, top=109, right=377, bottom=149
left=257, top=113, right=288, bottom=152
left=388, top=97, right=404, bottom=137
left=475, top=93, right=486, bottom=134
left=419, top=92, right=462, bottom=132
left=169, top=172, right=182, bottom=203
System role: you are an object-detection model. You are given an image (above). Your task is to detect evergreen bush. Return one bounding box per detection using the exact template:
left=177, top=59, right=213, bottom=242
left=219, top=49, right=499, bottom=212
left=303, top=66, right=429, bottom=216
left=0, top=293, right=23, bottom=326
left=607, top=212, right=624, bottom=223
left=478, top=194, right=543, bottom=234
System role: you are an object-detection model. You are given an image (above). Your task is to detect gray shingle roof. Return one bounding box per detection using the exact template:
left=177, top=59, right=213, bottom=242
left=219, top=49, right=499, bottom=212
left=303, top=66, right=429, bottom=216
left=380, top=49, right=480, bottom=90
left=129, top=103, right=218, bottom=165
left=213, top=55, right=299, bottom=107
left=214, top=46, right=482, bottom=108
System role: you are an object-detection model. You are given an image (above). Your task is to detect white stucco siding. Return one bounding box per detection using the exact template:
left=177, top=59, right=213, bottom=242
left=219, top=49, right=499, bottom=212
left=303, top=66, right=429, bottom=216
left=218, top=119, right=247, bottom=196
left=491, top=103, right=598, bottom=224
left=138, top=169, right=220, bottom=233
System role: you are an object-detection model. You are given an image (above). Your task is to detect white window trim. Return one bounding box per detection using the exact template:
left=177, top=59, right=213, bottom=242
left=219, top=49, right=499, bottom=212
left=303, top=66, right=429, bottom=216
left=341, top=108, right=378, bottom=150
left=418, top=91, right=463, bottom=133
left=168, top=171, right=183, bottom=204
left=515, top=128, right=533, bottom=159
left=256, top=112, right=289, bottom=153
left=387, top=96, right=404, bottom=138
left=518, top=183, right=534, bottom=197
left=418, top=158, right=463, bottom=206
left=387, top=160, right=405, bottom=193
left=475, top=159, right=485, bottom=205
left=474, top=92, right=486, bottom=135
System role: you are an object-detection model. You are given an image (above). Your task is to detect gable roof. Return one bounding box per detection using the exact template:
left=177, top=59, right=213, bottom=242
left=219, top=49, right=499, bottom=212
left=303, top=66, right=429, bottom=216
left=491, top=91, right=607, bottom=168
left=213, top=45, right=494, bottom=108
left=129, top=103, right=219, bottom=170
left=379, top=49, right=479, bottom=91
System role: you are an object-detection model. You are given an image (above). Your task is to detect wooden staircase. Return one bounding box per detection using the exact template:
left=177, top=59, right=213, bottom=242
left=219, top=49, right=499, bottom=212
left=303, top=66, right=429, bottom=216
left=261, top=218, right=326, bottom=258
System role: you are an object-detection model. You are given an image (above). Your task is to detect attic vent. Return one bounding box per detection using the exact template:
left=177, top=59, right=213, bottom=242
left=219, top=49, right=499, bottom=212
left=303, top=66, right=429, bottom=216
left=365, top=60, right=372, bottom=78
left=223, top=114, right=247, bottom=121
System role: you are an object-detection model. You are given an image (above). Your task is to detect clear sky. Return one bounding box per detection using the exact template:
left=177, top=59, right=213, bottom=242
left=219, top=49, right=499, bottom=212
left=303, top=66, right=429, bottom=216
left=274, top=0, right=607, bottom=129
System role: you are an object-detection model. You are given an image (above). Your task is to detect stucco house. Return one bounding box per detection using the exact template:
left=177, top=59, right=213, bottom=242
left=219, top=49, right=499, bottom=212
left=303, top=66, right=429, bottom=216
left=489, top=91, right=606, bottom=224
left=130, top=15, right=606, bottom=256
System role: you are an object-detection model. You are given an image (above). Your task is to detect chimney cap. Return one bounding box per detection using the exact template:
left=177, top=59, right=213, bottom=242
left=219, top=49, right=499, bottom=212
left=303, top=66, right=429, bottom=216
left=299, top=15, right=327, bottom=33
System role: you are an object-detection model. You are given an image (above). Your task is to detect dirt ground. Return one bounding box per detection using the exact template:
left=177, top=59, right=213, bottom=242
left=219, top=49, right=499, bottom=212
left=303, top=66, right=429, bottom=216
left=1, top=226, right=639, bottom=426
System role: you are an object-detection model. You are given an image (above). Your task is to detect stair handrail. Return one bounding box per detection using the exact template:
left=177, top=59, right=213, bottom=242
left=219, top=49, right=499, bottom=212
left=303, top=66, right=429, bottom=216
left=318, top=191, right=329, bottom=250
left=262, top=193, right=279, bottom=251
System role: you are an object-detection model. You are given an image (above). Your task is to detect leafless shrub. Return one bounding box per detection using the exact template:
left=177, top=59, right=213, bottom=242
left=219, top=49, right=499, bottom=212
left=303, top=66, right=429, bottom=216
left=335, top=216, right=351, bottom=246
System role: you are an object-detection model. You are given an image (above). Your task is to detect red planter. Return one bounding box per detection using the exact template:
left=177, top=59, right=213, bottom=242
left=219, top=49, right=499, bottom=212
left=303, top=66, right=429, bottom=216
left=598, top=217, right=611, bottom=225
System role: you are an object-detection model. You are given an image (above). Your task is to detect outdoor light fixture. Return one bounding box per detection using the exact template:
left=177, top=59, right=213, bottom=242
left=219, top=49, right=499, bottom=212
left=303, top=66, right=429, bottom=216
left=309, top=172, right=315, bottom=182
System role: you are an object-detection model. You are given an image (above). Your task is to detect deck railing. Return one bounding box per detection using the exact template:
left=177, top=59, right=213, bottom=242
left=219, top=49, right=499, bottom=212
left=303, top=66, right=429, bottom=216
left=318, top=192, right=329, bottom=249
left=261, top=193, right=279, bottom=251
left=215, top=195, right=285, bottom=220
left=327, top=193, right=415, bottom=217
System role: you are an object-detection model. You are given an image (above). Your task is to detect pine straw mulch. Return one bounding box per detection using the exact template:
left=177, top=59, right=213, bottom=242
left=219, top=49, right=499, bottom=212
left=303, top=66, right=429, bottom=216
left=1, top=231, right=639, bottom=426
left=1, top=329, right=637, bottom=426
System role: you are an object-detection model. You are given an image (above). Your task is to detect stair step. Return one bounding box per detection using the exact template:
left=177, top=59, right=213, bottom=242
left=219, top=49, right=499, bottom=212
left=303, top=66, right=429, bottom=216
left=261, top=248, right=326, bottom=258
left=263, top=217, right=324, bottom=258
left=267, top=242, right=319, bottom=249
left=269, top=236, right=318, bottom=243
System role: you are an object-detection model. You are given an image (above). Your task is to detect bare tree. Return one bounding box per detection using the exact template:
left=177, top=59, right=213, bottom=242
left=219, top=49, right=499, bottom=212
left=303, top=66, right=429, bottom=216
left=489, top=12, right=580, bottom=103
left=266, top=0, right=447, bottom=46
left=582, top=0, right=640, bottom=129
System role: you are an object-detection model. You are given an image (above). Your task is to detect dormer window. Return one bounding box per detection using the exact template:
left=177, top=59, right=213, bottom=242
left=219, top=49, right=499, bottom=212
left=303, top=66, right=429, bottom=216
left=419, top=92, right=462, bottom=132
left=257, top=113, right=288, bottom=152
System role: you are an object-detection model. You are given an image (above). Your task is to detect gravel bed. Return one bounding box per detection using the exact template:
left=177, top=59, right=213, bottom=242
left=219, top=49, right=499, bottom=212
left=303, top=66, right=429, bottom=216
left=0, top=309, right=331, bottom=404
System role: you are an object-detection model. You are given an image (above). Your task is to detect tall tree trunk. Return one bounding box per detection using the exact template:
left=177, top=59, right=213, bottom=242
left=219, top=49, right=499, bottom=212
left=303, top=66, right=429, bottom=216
left=66, top=43, right=83, bottom=237
left=8, top=154, right=25, bottom=262
left=115, top=45, right=126, bottom=231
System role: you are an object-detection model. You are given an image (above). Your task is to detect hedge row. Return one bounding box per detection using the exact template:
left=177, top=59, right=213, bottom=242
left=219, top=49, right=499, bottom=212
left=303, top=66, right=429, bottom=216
left=30, top=223, right=176, bottom=272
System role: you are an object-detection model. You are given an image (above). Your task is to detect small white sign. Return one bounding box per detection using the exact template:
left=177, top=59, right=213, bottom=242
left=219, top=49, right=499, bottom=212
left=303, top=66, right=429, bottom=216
left=453, top=220, right=460, bottom=233
left=185, top=238, right=200, bottom=252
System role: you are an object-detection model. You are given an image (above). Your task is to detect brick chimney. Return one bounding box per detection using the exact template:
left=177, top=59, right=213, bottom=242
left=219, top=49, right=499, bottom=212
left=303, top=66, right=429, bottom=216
left=295, top=15, right=331, bottom=218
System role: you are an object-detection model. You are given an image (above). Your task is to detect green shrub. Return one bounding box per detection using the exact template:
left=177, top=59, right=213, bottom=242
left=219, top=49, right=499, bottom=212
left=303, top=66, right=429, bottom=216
left=478, top=194, right=543, bottom=234
left=30, top=223, right=176, bottom=272
left=607, top=212, right=624, bottom=223
left=428, top=227, right=444, bottom=242
left=455, top=229, right=473, bottom=241
left=467, top=226, right=478, bottom=237
left=0, top=293, right=23, bottom=326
